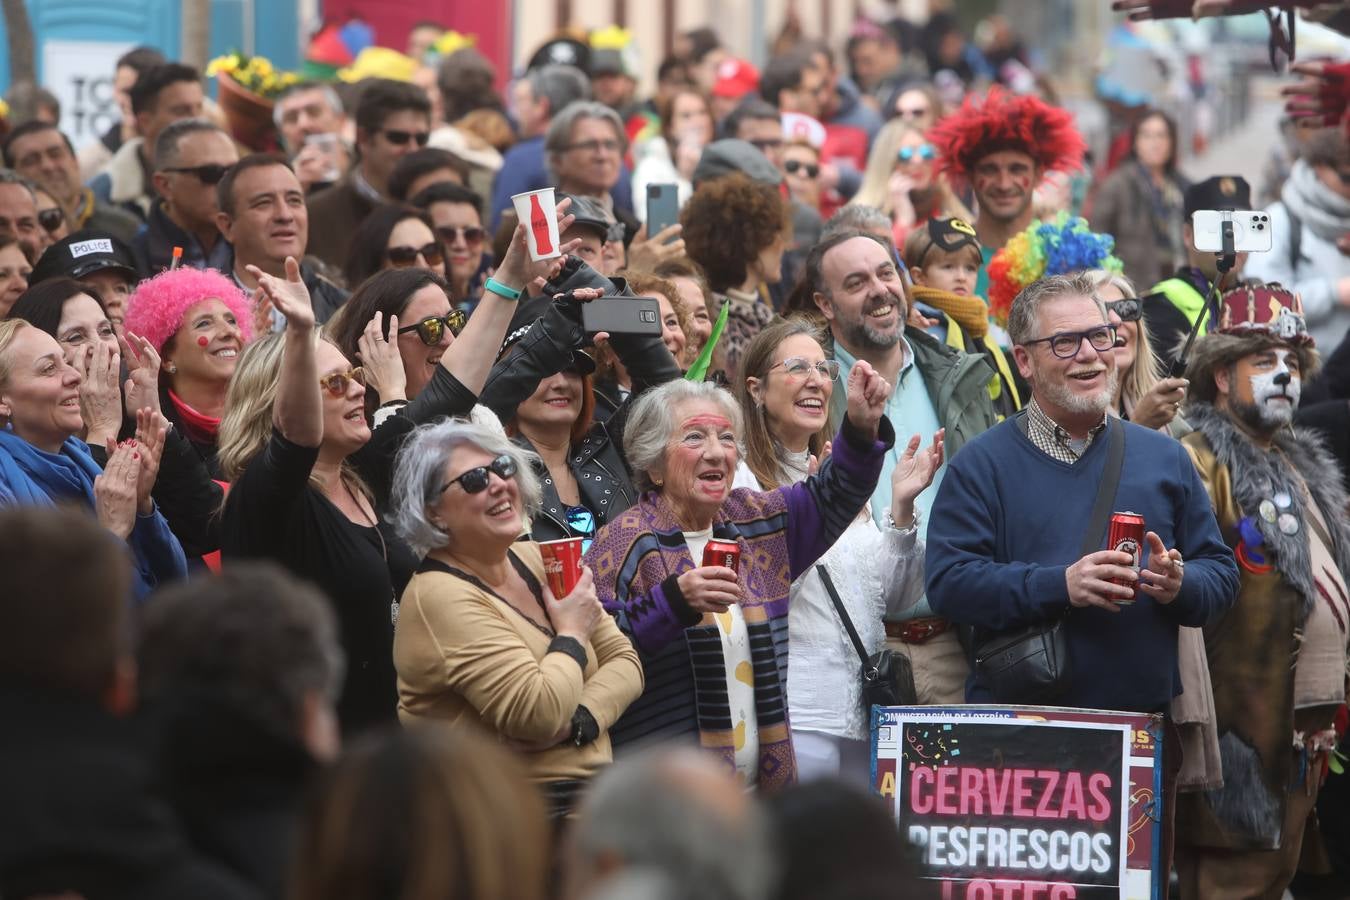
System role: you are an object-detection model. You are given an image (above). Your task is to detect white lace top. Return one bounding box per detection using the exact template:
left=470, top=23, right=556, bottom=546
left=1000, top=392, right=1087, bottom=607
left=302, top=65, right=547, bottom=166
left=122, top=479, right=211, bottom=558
left=733, top=456, right=925, bottom=740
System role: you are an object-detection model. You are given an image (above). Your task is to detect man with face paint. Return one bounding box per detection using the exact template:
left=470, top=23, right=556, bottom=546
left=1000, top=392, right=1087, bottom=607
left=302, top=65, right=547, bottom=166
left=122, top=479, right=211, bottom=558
left=928, top=89, right=1087, bottom=308
left=1176, top=284, right=1350, bottom=900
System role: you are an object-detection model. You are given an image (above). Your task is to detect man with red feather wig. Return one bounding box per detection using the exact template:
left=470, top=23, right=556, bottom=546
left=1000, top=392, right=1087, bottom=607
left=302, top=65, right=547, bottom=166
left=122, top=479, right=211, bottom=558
left=928, top=88, right=1087, bottom=301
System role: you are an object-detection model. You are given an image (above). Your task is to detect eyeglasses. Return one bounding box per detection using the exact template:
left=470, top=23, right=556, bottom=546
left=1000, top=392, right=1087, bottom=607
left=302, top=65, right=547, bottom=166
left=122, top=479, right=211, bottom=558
left=397, top=311, right=466, bottom=345
left=770, top=357, right=841, bottom=380
left=436, top=225, right=485, bottom=246
left=1105, top=298, right=1142, bottom=322
left=896, top=106, right=931, bottom=120
left=37, top=207, right=64, bottom=233
left=318, top=366, right=365, bottom=396
left=379, top=129, right=431, bottom=147
left=747, top=138, right=783, bottom=153
left=387, top=243, right=445, bottom=268
left=784, top=159, right=820, bottom=178
left=1022, top=326, right=1118, bottom=359
left=565, top=505, right=596, bottom=555
left=564, top=138, right=622, bottom=155
left=440, top=453, right=518, bottom=495
left=163, top=163, right=232, bottom=184
left=897, top=144, right=937, bottom=163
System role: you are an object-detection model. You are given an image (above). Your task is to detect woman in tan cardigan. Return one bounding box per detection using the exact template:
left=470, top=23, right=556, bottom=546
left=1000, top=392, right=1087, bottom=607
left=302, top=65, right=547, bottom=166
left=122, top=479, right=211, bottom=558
left=389, top=418, right=643, bottom=816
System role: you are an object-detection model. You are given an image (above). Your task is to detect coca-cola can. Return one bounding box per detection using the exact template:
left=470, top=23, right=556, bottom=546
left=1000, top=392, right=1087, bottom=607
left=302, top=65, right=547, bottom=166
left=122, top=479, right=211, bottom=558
left=1107, top=511, right=1145, bottom=604
left=538, top=537, right=584, bottom=597
left=702, top=539, right=740, bottom=572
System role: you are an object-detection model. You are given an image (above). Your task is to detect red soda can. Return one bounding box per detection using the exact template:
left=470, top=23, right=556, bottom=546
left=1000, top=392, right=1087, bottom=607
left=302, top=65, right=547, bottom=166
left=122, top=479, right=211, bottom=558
left=538, top=537, right=584, bottom=597
left=1107, top=511, right=1145, bottom=604
left=702, top=539, right=740, bottom=572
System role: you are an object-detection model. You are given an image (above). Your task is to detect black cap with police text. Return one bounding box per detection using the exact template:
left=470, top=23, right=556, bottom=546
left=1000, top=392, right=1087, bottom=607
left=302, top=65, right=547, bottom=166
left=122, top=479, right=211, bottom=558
left=30, top=229, right=139, bottom=286
left=1183, top=176, right=1252, bottom=219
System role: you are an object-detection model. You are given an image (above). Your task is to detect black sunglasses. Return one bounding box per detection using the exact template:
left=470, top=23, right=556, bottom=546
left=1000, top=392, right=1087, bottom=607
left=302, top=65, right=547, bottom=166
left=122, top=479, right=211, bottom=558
left=436, top=225, right=486, bottom=245
left=784, top=159, right=820, bottom=178
left=1106, top=298, right=1142, bottom=322
left=379, top=129, right=431, bottom=147
left=163, top=163, right=232, bottom=185
left=397, top=311, right=466, bottom=346
left=387, top=242, right=444, bottom=267
left=37, top=207, right=64, bottom=232
left=440, top=454, right=517, bottom=495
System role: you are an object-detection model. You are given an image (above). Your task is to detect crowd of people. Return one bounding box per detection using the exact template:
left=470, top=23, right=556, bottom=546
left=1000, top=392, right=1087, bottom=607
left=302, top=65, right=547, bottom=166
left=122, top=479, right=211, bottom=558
left=0, top=6, right=1349, bottom=900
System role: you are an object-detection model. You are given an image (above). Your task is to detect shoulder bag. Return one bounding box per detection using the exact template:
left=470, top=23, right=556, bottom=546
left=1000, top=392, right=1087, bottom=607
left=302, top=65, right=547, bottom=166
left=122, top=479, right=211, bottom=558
left=816, top=564, right=918, bottom=711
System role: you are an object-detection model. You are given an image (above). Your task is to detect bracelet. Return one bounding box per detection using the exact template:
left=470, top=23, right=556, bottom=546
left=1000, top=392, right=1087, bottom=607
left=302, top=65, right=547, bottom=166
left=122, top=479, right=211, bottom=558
left=484, top=277, right=522, bottom=301
left=884, top=507, right=921, bottom=536
left=377, top=399, right=408, bottom=409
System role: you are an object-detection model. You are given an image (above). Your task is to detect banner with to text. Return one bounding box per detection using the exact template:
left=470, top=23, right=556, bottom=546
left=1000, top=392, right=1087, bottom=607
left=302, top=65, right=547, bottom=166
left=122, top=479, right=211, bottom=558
left=873, top=706, right=1164, bottom=900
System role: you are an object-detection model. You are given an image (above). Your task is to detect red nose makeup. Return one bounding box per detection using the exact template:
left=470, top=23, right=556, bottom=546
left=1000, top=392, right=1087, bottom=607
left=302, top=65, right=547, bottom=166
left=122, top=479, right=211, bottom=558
left=197, top=336, right=210, bottom=347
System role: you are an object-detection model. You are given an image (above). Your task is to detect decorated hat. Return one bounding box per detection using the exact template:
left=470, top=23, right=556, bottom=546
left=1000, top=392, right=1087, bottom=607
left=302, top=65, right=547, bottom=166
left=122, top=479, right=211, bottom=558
left=985, top=213, right=1122, bottom=327
left=528, top=37, right=590, bottom=73
left=928, top=86, right=1086, bottom=184
left=926, top=217, right=980, bottom=256
left=1216, top=283, right=1312, bottom=346
left=589, top=26, right=639, bottom=78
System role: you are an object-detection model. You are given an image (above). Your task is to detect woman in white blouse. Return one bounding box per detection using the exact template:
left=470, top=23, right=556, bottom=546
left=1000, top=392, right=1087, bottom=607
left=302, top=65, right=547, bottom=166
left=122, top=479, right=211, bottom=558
left=733, top=320, right=942, bottom=785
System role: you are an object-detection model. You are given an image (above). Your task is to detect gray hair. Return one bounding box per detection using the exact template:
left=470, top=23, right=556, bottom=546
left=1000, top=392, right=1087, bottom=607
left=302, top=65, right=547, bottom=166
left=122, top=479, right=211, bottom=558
left=0, top=168, right=37, bottom=202
left=1006, top=272, right=1108, bottom=346
left=526, top=65, right=592, bottom=119
left=545, top=101, right=628, bottom=159
left=624, top=380, right=744, bottom=493
left=154, top=117, right=227, bottom=171
left=272, top=81, right=344, bottom=128
left=822, top=204, right=892, bottom=241
left=390, top=418, right=543, bottom=556
left=569, top=747, right=776, bottom=900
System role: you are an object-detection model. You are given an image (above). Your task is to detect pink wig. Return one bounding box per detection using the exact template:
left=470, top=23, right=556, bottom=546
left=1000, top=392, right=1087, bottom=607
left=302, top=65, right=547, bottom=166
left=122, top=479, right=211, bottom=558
left=123, top=267, right=255, bottom=353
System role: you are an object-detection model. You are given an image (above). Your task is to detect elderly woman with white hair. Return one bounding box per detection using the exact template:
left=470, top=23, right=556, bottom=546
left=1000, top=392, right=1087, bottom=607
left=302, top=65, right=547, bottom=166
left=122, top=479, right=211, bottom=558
left=585, top=365, right=894, bottom=790
left=389, top=418, right=643, bottom=816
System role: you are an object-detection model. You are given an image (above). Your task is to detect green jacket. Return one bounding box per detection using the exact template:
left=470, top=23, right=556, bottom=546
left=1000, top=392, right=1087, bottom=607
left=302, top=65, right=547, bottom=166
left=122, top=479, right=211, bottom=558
left=824, top=326, right=999, bottom=460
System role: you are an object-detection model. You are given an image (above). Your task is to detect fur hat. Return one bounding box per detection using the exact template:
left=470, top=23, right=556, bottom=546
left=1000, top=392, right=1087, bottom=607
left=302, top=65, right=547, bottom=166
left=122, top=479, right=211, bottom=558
left=928, top=86, right=1086, bottom=185
left=1184, top=284, right=1320, bottom=403
left=123, top=267, right=255, bottom=354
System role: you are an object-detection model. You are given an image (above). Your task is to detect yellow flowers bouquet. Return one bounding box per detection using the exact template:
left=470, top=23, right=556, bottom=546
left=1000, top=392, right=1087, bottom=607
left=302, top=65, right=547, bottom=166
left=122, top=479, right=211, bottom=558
left=206, top=52, right=300, bottom=100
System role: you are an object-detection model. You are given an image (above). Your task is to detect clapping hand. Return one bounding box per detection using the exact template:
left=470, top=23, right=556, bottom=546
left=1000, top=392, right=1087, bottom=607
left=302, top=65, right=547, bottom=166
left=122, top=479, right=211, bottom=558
left=356, top=311, right=407, bottom=403
left=247, top=257, right=313, bottom=331
left=120, top=331, right=162, bottom=415
left=890, top=429, right=944, bottom=528
left=844, top=360, right=892, bottom=440
left=128, top=407, right=169, bottom=515
left=94, top=440, right=141, bottom=540
left=78, top=340, right=123, bottom=448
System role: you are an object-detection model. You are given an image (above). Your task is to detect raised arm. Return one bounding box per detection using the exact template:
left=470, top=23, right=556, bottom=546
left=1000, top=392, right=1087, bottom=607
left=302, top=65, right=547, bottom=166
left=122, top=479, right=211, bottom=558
left=251, top=258, right=320, bottom=447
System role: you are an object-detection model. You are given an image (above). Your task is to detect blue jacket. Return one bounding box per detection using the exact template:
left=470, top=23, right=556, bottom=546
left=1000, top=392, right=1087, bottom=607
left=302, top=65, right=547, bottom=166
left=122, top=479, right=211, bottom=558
left=925, top=415, right=1238, bottom=713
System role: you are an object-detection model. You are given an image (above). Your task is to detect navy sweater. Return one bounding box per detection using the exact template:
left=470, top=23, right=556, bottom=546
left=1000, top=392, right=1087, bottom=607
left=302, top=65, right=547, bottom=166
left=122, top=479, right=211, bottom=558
left=925, top=416, right=1238, bottom=713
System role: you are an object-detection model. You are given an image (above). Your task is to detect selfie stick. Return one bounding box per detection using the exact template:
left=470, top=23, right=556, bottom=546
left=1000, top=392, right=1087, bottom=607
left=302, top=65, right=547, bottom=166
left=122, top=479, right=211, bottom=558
left=1170, top=215, right=1236, bottom=378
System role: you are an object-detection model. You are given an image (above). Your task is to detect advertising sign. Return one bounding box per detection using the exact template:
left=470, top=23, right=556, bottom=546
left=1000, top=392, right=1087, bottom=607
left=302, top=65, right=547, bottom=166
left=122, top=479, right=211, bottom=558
left=43, top=41, right=134, bottom=150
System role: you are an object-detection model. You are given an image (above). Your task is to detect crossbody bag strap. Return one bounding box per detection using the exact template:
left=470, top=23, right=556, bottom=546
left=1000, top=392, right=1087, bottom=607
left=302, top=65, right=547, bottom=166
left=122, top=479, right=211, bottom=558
left=816, top=564, right=870, bottom=667
left=1079, top=418, right=1127, bottom=557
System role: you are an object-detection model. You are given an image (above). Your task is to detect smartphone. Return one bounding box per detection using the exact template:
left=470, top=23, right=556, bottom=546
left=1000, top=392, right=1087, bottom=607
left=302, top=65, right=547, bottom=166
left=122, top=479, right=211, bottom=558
left=1191, top=210, right=1273, bottom=254
left=581, top=296, right=663, bottom=336
left=646, top=183, right=680, bottom=242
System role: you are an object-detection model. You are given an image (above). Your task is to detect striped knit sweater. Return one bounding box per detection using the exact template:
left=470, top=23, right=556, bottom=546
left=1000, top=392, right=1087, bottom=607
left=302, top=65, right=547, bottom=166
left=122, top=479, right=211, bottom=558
left=584, top=417, right=894, bottom=789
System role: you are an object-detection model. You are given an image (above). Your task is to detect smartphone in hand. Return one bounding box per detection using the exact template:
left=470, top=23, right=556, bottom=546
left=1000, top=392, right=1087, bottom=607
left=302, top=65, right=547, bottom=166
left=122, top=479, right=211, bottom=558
left=646, top=183, right=680, bottom=242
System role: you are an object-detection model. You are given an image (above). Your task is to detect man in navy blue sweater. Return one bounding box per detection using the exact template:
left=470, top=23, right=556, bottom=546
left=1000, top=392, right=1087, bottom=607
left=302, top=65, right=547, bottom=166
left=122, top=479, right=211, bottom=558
left=926, top=272, right=1238, bottom=714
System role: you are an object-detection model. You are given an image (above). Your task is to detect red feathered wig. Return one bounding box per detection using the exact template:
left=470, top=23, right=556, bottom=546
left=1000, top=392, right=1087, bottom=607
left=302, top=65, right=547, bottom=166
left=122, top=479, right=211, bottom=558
left=929, top=87, right=1086, bottom=185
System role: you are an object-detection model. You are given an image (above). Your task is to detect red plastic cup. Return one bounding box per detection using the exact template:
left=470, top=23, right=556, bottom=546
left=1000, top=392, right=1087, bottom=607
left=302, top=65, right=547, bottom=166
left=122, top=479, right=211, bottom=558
left=539, top=537, right=584, bottom=597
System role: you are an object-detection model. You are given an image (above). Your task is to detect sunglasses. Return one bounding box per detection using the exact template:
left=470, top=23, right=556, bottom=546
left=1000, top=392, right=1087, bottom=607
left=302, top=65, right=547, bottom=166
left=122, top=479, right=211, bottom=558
left=1106, top=298, right=1142, bottom=322
left=1023, top=326, right=1118, bottom=359
left=163, top=163, right=232, bottom=184
left=388, top=243, right=445, bottom=268
left=897, top=144, right=937, bottom=163
left=896, top=106, right=931, bottom=120
left=38, top=207, right=64, bottom=233
left=397, top=311, right=466, bottom=346
left=784, top=159, right=820, bottom=178
left=379, top=129, right=431, bottom=147
left=771, top=357, right=841, bottom=380
left=436, top=225, right=485, bottom=246
left=747, top=138, right=783, bottom=153
left=440, top=453, right=517, bottom=495
left=565, top=505, right=596, bottom=555
left=319, top=366, right=365, bottom=396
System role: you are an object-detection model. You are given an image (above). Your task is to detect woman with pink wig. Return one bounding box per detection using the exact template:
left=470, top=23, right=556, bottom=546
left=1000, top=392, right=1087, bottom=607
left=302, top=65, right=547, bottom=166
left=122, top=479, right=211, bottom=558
left=123, top=267, right=255, bottom=478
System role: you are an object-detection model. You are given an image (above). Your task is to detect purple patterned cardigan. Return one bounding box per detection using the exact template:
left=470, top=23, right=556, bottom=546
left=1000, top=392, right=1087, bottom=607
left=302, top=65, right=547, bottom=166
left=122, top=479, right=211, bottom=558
left=583, top=418, right=893, bottom=789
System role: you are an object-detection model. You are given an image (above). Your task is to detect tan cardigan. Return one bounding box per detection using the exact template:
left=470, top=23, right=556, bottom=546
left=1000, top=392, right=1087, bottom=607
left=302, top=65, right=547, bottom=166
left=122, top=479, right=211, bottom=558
left=394, top=542, right=643, bottom=782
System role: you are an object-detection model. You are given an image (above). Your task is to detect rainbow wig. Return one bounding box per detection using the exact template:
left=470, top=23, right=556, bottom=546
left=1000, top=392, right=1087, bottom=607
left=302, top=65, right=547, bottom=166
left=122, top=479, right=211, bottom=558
left=986, top=213, right=1123, bottom=328
left=123, top=267, right=255, bottom=353
left=929, top=87, right=1086, bottom=185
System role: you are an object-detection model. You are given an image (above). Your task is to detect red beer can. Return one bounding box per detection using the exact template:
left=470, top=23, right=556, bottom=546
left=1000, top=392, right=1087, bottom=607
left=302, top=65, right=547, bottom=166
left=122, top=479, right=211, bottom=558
left=1107, top=511, right=1145, bottom=604
left=538, top=537, right=584, bottom=597
left=702, top=539, right=740, bottom=572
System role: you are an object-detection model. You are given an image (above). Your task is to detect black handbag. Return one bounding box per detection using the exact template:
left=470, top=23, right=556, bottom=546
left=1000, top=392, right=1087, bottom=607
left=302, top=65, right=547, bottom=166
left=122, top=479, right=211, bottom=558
left=816, top=564, right=918, bottom=710
left=972, top=417, right=1126, bottom=705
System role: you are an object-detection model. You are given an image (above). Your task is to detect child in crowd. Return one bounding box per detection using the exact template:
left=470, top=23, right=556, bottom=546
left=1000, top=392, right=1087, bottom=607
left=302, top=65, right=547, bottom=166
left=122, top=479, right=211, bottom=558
left=903, top=217, right=1022, bottom=418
